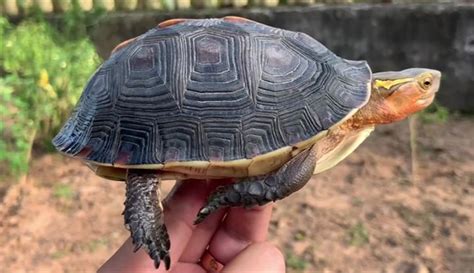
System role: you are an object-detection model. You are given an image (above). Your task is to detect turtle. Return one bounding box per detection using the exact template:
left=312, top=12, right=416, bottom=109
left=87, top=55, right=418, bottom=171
left=53, top=16, right=441, bottom=270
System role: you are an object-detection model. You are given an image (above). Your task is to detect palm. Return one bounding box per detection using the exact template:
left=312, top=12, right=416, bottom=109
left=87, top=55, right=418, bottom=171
left=98, top=179, right=284, bottom=273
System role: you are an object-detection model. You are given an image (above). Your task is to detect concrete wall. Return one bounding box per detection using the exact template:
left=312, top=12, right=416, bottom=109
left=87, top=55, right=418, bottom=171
left=88, top=3, right=474, bottom=112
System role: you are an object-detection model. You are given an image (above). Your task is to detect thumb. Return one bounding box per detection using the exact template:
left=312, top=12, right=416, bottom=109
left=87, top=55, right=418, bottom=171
left=222, top=242, right=285, bottom=273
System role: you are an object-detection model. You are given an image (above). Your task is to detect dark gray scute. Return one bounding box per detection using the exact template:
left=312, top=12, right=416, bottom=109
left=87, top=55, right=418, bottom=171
left=53, top=18, right=371, bottom=165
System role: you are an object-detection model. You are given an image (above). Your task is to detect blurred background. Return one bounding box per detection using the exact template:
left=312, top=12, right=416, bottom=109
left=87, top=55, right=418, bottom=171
left=0, top=0, right=473, bottom=272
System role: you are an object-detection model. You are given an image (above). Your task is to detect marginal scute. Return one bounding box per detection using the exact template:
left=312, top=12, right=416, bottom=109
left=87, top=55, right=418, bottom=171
left=162, top=161, right=209, bottom=176
left=87, top=128, right=330, bottom=180
left=111, top=37, right=137, bottom=55
left=93, top=165, right=127, bottom=181
left=157, top=18, right=187, bottom=28
left=247, top=146, right=292, bottom=176
left=222, top=16, right=256, bottom=24
left=53, top=18, right=372, bottom=179
left=207, top=159, right=250, bottom=177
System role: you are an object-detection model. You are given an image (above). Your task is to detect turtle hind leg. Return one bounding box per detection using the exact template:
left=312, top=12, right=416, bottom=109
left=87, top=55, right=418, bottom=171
left=195, top=145, right=318, bottom=224
left=124, top=170, right=171, bottom=270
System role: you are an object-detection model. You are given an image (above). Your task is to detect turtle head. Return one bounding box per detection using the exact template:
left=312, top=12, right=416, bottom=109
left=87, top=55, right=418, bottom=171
left=365, top=68, right=441, bottom=124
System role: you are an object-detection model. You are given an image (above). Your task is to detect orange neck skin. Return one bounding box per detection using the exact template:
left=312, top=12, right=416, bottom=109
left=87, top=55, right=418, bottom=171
left=343, top=81, right=434, bottom=129
left=347, top=92, right=397, bottom=128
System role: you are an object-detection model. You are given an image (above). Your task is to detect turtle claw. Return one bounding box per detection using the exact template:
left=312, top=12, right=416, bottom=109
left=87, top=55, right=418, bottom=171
left=129, top=218, right=171, bottom=270
left=132, top=242, right=142, bottom=252
left=194, top=188, right=228, bottom=224
left=194, top=206, right=215, bottom=225
left=149, top=228, right=171, bottom=270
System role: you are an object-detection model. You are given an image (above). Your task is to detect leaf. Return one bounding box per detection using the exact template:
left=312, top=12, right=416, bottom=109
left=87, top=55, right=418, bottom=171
left=0, top=15, right=101, bottom=178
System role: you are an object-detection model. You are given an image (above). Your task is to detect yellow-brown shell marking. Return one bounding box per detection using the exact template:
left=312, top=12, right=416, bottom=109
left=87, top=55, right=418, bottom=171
left=89, top=130, right=330, bottom=181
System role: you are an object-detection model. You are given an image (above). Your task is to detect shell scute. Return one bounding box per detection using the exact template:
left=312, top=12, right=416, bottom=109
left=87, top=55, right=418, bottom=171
left=182, top=30, right=254, bottom=114
left=242, top=111, right=285, bottom=158
left=158, top=115, right=207, bottom=162
left=53, top=18, right=371, bottom=169
left=202, top=118, right=243, bottom=161
left=278, top=105, right=322, bottom=145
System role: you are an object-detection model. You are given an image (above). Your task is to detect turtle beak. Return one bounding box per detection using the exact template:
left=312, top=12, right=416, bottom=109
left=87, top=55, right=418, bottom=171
left=430, top=69, right=442, bottom=93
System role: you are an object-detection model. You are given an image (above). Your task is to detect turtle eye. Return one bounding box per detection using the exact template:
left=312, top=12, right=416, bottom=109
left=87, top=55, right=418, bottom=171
left=421, top=77, right=432, bottom=90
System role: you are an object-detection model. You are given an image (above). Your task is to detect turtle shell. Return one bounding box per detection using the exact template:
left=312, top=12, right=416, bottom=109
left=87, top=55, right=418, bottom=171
left=53, top=17, right=371, bottom=179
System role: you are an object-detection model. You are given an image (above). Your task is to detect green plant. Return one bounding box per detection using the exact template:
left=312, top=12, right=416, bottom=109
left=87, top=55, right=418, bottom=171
left=347, top=222, right=369, bottom=247
left=53, top=184, right=75, bottom=200
left=419, top=101, right=449, bottom=124
left=51, top=250, right=68, bottom=259
left=294, top=230, right=306, bottom=241
left=86, top=238, right=109, bottom=252
left=394, top=205, right=435, bottom=240
left=286, top=251, right=308, bottom=271
left=0, top=15, right=101, bottom=178
left=58, top=0, right=106, bottom=41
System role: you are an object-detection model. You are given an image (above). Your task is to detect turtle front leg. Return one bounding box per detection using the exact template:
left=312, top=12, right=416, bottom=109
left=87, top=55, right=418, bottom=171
left=124, top=169, right=171, bottom=269
left=195, top=145, right=318, bottom=224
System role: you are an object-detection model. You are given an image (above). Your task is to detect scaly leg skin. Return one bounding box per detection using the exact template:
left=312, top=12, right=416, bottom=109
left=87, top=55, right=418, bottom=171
left=124, top=169, right=171, bottom=269
left=195, top=145, right=318, bottom=224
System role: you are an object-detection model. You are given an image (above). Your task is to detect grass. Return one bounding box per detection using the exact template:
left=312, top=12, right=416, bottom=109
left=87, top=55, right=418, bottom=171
left=408, top=101, right=450, bottom=184
left=394, top=205, right=435, bottom=240
left=50, top=238, right=109, bottom=258
left=52, top=184, right=75, bottom=200
left=86, top=238, right=109, bottom=252
left=50, top=250, right=68, bottom=259
left=351, top=197, right=364, bottom=207
left=347, top=222, right=370, bottom=247
left=419, top=102, right=450, bottom=124
left=286, top=251, right=309, bottom=271
left=294, top=230, right=306, bottom=241
left=409, top=115, right=419, bottom=184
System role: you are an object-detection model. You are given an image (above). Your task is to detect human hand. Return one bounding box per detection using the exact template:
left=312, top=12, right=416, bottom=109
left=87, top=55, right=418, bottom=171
left=98, top=179, right=285, bottom=273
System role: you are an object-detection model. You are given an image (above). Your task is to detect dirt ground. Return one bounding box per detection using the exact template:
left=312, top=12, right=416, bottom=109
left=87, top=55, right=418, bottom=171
left=0, top=117, right=473, bottom=273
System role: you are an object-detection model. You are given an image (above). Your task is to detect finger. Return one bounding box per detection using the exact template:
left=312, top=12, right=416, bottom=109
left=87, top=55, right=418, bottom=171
left=98, top=238, right=154, bottom=273
left=163, top=180, right=216, bottom=267
left=180, top=179, right=233, bottom=263
left=170, top=263, right=206, bottom=273
left=179, top=205, right=227, bottom=263
left=208, top=203, right=273, bottom=264
left=99, top=180, right=217, bottom=273
left=222, top=242, right=285, bottom=273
